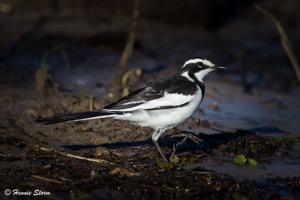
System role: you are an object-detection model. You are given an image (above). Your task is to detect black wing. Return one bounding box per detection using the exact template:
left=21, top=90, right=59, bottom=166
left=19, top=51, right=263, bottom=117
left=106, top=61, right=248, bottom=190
left=103, top=86, right=164, bottom=110
left=103, top=74, right=197, bottom=111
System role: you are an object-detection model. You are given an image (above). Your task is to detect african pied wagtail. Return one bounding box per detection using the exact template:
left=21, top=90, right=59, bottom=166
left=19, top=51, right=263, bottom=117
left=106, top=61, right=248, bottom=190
left=35, top=58, right=226, bottom=162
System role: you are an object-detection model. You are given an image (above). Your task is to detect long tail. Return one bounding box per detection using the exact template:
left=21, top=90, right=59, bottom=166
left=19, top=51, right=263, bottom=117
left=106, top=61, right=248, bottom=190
left=35, top=110, right=117, bottom=125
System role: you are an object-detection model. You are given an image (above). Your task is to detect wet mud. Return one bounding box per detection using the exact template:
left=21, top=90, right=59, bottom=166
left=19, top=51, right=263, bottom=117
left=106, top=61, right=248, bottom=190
left=0, top=85, right=299, bottom=199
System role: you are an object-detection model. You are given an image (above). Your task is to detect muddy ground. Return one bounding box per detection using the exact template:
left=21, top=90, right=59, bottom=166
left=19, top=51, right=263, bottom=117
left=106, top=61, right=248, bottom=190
left=1, top=85, right=299, bottom=200
left=1, top=1, right=300, bottom=199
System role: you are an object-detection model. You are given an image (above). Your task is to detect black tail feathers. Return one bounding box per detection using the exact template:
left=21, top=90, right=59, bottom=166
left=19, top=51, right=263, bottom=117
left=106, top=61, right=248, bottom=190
left=34, top=110, right=115, bottom=125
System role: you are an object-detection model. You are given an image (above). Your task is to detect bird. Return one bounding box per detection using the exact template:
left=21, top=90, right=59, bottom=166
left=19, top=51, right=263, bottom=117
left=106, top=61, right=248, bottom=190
left=35, top=58, right=226, bottom=162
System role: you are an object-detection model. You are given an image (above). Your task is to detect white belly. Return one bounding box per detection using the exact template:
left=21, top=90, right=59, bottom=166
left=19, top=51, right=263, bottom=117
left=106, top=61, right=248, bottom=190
left=115, top=89, right=202, bottom=130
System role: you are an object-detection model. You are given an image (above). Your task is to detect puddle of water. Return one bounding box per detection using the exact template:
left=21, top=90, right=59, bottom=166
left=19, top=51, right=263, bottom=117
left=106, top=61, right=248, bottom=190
left=192, top=80, right=300, bottom=135
left=184, top=155, right=300, bottom=180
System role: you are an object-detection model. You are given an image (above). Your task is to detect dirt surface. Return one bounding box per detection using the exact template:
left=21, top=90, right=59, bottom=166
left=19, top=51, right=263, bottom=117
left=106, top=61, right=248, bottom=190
left=0, top=85, right=299, bottom=199
left=1, top=1, right=300, bottom=199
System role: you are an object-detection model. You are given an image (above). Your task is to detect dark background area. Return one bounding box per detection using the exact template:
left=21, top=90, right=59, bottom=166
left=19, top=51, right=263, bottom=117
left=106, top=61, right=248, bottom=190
left=0, top=0, right=300, bottom=90
left=0, top=0, right=300, bottom=199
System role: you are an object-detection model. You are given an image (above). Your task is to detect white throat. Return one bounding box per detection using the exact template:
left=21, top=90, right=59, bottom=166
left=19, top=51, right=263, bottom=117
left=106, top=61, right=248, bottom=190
left=194, top=68, right=215, bottom=82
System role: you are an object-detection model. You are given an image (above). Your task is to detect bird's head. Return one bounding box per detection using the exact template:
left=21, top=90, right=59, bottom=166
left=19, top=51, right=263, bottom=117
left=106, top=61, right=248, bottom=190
left=180, top=58, right=226, bottom=82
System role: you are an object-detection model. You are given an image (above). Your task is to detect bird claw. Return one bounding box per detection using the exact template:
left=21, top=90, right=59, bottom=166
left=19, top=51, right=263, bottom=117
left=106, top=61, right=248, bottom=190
left=171, top=132, right=202, bottom=148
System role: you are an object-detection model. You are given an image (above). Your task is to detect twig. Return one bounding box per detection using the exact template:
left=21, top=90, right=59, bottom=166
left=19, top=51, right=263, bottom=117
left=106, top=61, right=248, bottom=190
left=32, top=175, right=64, bottom=184
left=105, top=0, right=141, bottom=99
left=254, top=4, right=300, bottom=82
left=119, top=0, right=140, bottom=73
left=28, top=144, right=114, bottom=165
left=112, top=0, right=140, bottom=90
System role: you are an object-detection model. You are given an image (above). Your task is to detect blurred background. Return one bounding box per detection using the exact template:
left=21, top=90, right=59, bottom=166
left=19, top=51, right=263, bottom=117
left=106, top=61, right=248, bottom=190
left=0, top=0, right=299, bottom=89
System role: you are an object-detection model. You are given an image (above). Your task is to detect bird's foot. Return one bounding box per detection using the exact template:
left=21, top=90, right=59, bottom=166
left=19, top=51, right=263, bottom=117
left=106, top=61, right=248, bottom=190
left=171, top=132, right=202, bottom=148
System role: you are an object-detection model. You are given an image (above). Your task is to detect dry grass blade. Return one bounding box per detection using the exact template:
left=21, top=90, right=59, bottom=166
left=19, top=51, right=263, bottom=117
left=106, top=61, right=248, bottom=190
left=56, top=151, right=114, bottom=165
left=28, top=144, right=114, bottom=165
left=254, top=4, right=300, bottom=82
left=32, top=175, right=64, bottom=184
left=89, top=95, right=94, bottom=111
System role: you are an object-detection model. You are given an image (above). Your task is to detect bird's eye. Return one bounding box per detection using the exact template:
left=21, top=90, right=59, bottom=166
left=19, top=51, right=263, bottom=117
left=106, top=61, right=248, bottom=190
left=197, top=62, right=203, bottom=67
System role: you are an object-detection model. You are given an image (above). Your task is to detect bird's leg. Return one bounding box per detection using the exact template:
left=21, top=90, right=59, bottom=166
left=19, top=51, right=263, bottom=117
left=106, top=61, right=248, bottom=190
left=171, top=132, right=202, bottom=148
left=152, top=129, right=168, bottom=162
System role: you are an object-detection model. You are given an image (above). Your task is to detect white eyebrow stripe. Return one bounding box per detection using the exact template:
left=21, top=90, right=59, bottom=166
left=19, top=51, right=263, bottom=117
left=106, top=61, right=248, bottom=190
left=183, top=58, right=214, bottom=67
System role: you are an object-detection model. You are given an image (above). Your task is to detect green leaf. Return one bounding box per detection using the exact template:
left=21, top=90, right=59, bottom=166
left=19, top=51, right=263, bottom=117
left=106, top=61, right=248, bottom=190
left=169, top=154, right=180, bottom=164
left=234, top=155, right=247, bottom=165
left=157, top=161, right=173, bottom=169
left=248, top=158, right=258, bottom=166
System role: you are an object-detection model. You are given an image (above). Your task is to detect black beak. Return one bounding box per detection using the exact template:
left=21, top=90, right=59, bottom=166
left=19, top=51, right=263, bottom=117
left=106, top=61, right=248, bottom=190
left=211, top=65, right=226, bottom=70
